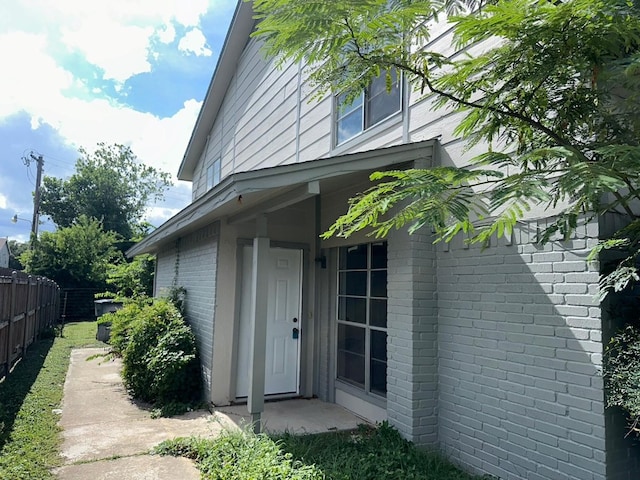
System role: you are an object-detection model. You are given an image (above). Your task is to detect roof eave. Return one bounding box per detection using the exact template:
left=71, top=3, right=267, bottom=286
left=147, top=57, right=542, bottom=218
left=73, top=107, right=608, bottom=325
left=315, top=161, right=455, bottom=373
left=127, top=139, right=438, bottom=257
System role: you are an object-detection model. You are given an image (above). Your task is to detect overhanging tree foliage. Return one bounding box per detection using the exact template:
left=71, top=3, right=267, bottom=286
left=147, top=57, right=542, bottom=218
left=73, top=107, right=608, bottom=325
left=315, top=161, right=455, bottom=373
left=20, top=216, right=121, bottom=289
left=252, top=0, right=640, bottom=432
left=40, top=143, right=172, bottom=240
left=254, top=0, right=640, bottom=288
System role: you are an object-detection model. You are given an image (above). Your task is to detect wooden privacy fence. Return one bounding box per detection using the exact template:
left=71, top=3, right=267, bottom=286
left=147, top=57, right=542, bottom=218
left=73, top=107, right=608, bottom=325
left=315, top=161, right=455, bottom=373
left=0, top=271, right=60, bottom=380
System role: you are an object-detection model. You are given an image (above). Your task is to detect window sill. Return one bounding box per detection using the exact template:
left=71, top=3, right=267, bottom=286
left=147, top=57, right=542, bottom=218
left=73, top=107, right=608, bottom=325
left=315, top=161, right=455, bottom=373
left=335, top=379, right=387, bottom=410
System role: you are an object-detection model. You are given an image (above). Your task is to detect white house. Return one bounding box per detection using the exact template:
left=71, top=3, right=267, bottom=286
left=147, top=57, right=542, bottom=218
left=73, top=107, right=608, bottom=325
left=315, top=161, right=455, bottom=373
left=0, top=238, right=10, bottom=268
left=128, top=2, right=639, bottom=478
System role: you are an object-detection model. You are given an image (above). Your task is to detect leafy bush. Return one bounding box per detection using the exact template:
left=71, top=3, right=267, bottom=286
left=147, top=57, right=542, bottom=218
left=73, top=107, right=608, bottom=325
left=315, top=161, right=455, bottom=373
left=106, top=299, right=202, bottom=409
left=604, top=324, right=640, bottom=436
left=104, top=302, right=144, bottom=354
left=154, top=430, right=323, bottom=480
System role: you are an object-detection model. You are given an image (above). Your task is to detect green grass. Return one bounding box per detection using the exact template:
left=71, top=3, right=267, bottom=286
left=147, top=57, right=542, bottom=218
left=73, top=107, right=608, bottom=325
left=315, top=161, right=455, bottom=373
left=0, top=321, right=103, bottom=480
left=155, top=422, right=489, bottom=480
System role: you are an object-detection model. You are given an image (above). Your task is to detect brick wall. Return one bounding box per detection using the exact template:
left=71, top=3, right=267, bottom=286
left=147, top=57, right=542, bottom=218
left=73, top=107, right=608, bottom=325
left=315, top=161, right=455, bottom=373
left=387, top=229, right=439, bottom=445
left=154, top=223, right=219, bottom=396
left=436, top=221, right=607, bottom=480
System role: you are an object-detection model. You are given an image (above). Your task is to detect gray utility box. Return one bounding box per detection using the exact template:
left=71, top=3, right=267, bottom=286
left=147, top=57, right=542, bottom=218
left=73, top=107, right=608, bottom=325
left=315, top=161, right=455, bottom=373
left=94, top=299, right=123, bottom=342
left=94, top=299, right=123, bottom=318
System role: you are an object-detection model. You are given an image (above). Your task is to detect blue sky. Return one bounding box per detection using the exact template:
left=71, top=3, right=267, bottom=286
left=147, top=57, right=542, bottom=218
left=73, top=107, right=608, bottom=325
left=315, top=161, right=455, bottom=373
left=0, top=0, right=238, bottom=243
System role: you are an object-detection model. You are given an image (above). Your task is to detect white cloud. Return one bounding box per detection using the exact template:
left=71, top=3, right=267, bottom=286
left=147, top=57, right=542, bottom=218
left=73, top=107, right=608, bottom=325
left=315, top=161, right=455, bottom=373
left=144, top=202, right=186, bottom=227
left=18, top=0, right=216, bottom=84
left=61, top=22, right=154, bottom=83
left=178, top=29, right=213, bottom=57
left=0, top=194, right=7, bottom=209
left=0, top=32, right=74, bottom=119
left=156, top=24, right=176, bottom=44
left=0, top=29, right=201, bottom=181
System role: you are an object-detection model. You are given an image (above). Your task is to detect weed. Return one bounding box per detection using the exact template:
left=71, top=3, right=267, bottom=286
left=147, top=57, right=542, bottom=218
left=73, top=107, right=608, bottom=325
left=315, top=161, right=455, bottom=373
left=156, top=422, right=489, bottom=480
left=155, top=430, right=323, bottom=479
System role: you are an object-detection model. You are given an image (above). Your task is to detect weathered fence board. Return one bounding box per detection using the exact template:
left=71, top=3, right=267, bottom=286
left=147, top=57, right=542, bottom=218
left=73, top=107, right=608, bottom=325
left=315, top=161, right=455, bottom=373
left=0, top=271, right=60, bottom=380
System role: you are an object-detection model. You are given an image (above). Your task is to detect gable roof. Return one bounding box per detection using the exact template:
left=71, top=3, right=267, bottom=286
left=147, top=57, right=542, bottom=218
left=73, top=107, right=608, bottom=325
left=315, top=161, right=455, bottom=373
left=0, top=238, right=8, bottom=252
left=177, top=0, right=255, bottom=182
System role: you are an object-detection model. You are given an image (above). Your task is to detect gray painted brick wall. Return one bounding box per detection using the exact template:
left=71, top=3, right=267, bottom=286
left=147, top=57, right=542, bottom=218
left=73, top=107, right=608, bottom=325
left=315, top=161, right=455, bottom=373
left=436, top=221, right=607, bottom=480
left=154, top=224, right=219, bottom=397
left=387, top=229, right=439, bottom=445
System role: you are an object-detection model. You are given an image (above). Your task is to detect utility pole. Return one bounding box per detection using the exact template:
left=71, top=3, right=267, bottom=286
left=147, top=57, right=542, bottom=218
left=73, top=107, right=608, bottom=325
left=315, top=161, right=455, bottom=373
left=23, top=152, right=44, bottom=246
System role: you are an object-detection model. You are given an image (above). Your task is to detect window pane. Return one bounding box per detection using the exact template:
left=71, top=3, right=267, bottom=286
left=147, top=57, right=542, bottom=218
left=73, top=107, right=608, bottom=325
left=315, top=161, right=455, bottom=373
left=337, top=109, right=363, bottom=144
left=206, top=165, right=214, bottom=189
left=338, top=324, right=365, bottom=387
left=337, top=91, right=363, bottom=117
left=370, top=329, right=387, bottom=395
left=371, top=329, right=387, bottom=361
left=339, top=244, right=367, bottom=270
left=338, top=352, right=365, bottom=388
left=369, top=299, right=387, bottom=328
left=371, top=242, right=387, bottom=269
left=339, top=271, right=367, bottom=296
left=367, top=83, right=400, bottom=127
left=370, top=270, right=387, bottom=298
left=213, top=159, right=221, bottom=185
left=338, top=296, right=366, bottom=324
left=370, top=359, right=387, bottom=395
left=368, top=70, right=398, bottom=97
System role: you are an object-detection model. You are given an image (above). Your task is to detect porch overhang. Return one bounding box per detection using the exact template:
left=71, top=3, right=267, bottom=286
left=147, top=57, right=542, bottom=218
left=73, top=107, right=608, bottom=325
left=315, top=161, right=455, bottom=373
left=127, top=139, right=437, bottom=258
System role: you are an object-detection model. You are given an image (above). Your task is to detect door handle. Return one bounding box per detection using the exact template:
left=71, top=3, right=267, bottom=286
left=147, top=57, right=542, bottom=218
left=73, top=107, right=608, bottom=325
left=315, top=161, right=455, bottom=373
left=292, top=327, right=299, bottom=339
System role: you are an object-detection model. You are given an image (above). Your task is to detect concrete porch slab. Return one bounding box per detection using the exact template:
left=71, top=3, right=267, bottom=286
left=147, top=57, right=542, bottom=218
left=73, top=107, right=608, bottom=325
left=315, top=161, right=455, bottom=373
left=55, top=347, right=366, bottom=480
left=215, top=398, right=369, bottom=435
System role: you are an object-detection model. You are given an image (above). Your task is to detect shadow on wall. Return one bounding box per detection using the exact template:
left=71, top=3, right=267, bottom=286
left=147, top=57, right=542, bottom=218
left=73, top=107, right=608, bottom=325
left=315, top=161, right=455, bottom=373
left=434, top=219, right=639, bottom=480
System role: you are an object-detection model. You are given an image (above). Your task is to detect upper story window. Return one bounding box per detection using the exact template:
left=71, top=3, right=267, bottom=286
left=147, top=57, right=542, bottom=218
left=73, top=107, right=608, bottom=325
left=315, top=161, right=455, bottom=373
left=206, top=158, right=221, bottom=190
left=335, top=70, right=401, bottom=145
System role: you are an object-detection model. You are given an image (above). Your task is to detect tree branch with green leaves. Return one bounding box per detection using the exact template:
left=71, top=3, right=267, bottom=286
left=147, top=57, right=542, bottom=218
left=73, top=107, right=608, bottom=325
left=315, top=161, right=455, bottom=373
left=253, top=0, right=640, bottom=286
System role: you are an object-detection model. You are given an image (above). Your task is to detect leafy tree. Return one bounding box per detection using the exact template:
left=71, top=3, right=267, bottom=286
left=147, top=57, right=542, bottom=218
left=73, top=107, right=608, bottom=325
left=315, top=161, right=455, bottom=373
left=20, top=216, right=122, bottom=288
left=106, top=253, right=155, bottom=299
left=7, top=240, right=27, bottom=270
left=40, top=143, right=172, bottom=240
left=254, top=0, right=640, bottom=289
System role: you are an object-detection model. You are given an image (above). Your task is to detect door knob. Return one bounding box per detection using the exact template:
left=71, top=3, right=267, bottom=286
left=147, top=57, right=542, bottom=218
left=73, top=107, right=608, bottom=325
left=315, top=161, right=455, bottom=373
left=292, top=327, right=299, bottom=339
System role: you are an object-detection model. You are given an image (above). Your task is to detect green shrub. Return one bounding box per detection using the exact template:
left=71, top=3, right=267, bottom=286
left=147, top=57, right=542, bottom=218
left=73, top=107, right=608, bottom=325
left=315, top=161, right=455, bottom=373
left=154, top=430, right=323, bottom=480
left=604, top=324, right=640, bottom=436
left=121, top=299, right=202, bottom=405
left=148, top=321, right=202, bottom=404
left=105, top=302, right=144, bottom=354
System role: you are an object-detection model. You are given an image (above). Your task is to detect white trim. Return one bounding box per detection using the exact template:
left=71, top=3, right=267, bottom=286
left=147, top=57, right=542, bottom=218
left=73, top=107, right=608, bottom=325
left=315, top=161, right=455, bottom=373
left=335, top=388, right=387, bottom=424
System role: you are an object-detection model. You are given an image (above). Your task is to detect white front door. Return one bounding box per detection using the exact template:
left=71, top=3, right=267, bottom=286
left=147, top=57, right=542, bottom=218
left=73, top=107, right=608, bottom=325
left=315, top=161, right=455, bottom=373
left=236, top=246, right=302, bottom=398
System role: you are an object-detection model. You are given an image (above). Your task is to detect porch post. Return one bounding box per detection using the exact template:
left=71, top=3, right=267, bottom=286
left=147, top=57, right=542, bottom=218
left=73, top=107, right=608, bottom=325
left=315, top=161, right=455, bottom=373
left=247, top=215, right=269, bottom=433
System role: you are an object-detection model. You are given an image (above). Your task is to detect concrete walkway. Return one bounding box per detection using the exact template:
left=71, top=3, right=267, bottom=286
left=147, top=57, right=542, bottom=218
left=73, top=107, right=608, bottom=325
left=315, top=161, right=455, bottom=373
left=53, top=348, right=365, bottom=480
